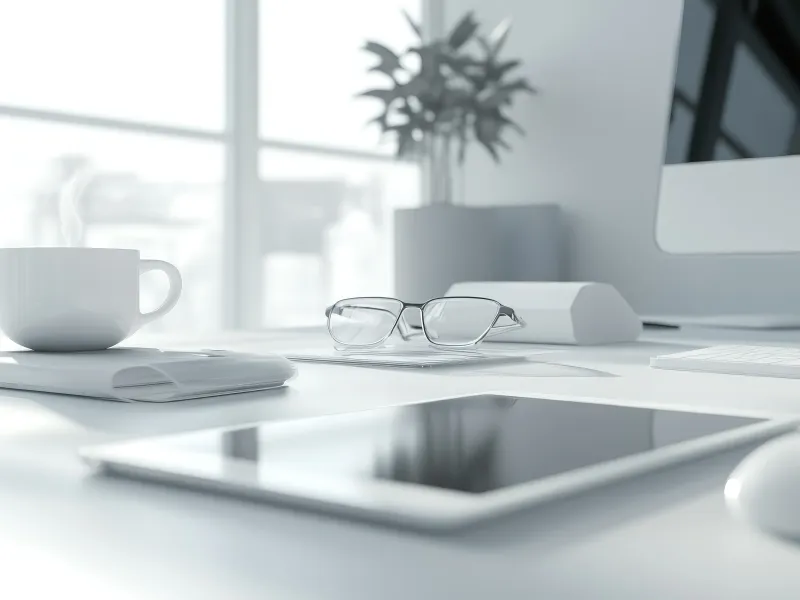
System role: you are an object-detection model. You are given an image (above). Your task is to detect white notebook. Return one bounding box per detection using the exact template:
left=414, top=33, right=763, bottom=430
left=0, top=348, right=297, bottom=402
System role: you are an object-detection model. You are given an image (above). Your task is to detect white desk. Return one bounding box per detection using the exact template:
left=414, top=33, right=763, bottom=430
left=3, top=327, right=800, bottom=599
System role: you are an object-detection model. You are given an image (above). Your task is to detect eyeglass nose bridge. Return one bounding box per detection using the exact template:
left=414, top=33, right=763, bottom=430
left=395, top=304, right=426, bottom=341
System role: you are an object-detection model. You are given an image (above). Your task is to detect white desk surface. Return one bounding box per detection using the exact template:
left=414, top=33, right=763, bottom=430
left=4, top=326, right=800, bottom=599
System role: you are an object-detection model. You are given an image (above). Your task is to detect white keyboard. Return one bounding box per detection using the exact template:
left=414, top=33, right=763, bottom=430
left=651, top=345, right=800, bottom=378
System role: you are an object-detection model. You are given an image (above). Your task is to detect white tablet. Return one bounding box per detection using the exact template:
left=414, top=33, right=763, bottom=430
left=80, top=394, right=796, bottom=530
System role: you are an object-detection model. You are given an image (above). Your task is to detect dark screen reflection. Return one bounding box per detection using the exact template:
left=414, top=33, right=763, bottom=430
left=219, top=396, right=764, bottom=494
left=372, top=396, right=514, bottom=492
left=222, top=428, right=260, bottom=461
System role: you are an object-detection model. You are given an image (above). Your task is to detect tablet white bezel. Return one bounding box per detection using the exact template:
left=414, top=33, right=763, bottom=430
left=79, top=392, right=799, bottom=530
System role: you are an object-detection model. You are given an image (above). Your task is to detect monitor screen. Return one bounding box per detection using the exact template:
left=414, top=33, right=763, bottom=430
left=665, top=0, right=800, bottom=164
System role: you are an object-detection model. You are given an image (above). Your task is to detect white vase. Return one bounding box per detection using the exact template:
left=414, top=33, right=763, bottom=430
left=394, top=204, right=563, bottom=303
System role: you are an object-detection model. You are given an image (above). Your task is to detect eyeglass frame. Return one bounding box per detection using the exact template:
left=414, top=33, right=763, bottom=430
left=324, top=296, right=526, bottom=349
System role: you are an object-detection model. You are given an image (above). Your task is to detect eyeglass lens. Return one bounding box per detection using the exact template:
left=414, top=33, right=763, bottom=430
left=328, top=298, right=403, bottom=346
left=328, top=297, right=503, bottom=347
left=422, top=298, right=501, bottom=346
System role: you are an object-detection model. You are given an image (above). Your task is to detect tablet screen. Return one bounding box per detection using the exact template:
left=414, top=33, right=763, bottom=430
left=154, top=395, right=764, bottom=494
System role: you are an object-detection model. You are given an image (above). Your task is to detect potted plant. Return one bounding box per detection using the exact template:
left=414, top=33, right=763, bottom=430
left=360, top=11, right=547, bottom=301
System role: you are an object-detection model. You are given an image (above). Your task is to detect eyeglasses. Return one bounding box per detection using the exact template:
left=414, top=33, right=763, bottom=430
left=324, top=296, right=526, bottom=349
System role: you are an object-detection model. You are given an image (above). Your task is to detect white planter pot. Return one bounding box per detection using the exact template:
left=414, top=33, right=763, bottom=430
left=394, top=204, right=563, bottom=303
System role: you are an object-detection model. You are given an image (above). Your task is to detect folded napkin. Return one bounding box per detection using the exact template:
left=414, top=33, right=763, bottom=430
left=0, top=348, right=297, bottom=402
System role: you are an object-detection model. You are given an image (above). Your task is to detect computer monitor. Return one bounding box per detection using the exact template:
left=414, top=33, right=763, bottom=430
left=455, top=0, right=800, bottom=318
left=656, top=0, right=800, bottom=254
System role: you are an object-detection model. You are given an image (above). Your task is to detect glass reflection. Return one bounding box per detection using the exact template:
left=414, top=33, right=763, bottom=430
left=222, top=428, right=260, bottom=462
left=373, top=396, right=515, bottom=493
left=208, top=395, right=764, bottom=495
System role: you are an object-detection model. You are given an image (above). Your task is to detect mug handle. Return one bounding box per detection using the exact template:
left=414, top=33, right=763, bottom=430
left=138, top=259, right=183, bottom=327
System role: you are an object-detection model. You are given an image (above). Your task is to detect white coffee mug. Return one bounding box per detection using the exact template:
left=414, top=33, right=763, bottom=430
left=0, top=248, right=182, bottom=351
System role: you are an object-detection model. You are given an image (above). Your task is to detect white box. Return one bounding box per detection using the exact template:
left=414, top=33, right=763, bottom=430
left=446, top=282, right=642, bottom=345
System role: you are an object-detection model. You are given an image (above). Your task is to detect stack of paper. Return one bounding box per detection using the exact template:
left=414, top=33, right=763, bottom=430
left=284, top=346, right=543, bottom=368
left=0, top=348, right=297, bottom=402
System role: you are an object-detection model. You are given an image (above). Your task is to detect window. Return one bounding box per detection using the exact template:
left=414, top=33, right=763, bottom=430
left=0, top=118, right=224, bottom=331
left=259, top=0, right=420, bottom=153
left=0, top=0, right=225, bottom=333
left=258, top=150, right=420, bottom=327
left=258, top=0, right=423, bottom=327
left=0, top=0, right=224, bottom=130
left=0, top=0, right=423, bottom=332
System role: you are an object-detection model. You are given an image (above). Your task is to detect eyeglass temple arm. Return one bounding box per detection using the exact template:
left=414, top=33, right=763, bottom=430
left=396, top=305, right=526, bottom=343
left=483, top=306, right=526, bottom=339
left=392, top=307, right=525, bottom=340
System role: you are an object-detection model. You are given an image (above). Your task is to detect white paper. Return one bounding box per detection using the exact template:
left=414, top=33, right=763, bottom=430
left=284, top=346, right=550, bottom=368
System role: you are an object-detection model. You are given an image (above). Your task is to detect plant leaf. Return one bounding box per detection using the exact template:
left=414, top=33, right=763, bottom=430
left=396, top=102, right=436, bottom=134
left=417, top=76, right=446, bottom=106
left=409, top=43, right=444, bottom=79
left=492, top=59, right=521, bottom=79
left=478, top=78, right=536, bottom=108
left=363, top=41, right=403, bottom=75
left=399, top=74, right=428, bottom=98
left=476, top=35, right=492, bottom=57
left=488, top=18, right=512, bottom=56
left=448, top=12, right=479, bottom=49
left=497, top=112, right=526, bottom=136
left=402, top=9, right=423, bottom=38
left=358, top=88, right=400, bottom=103
left=441, top=86, right=473, bottom=106
left=504, top=77, right=537, bottom=94
left=478, top=87, right=514, bottom=108
left=361, top=12, right=534, bottom=161
left=367, top=112, right=389, bottom=132
left=436, top=106, right=461, bottom=126
left=476, top=116, right=502, bottom=142
left=440, top=52, right=483, bottom=75
left=474, top=117, right=503, bottom=162
left=477, top=138, right=500, bottom=162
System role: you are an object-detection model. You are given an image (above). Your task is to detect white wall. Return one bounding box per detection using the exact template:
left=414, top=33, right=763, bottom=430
left=446, top=0, right=800, bottom=316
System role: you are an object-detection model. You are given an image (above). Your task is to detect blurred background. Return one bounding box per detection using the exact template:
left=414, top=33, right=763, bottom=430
left=0, top=0, right=422, bottom=332
left=4, top=0, right=797, bottom=336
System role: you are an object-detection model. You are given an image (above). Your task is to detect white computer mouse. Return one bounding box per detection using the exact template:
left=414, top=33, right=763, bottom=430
left=725, top=432, right=800, bottom=540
